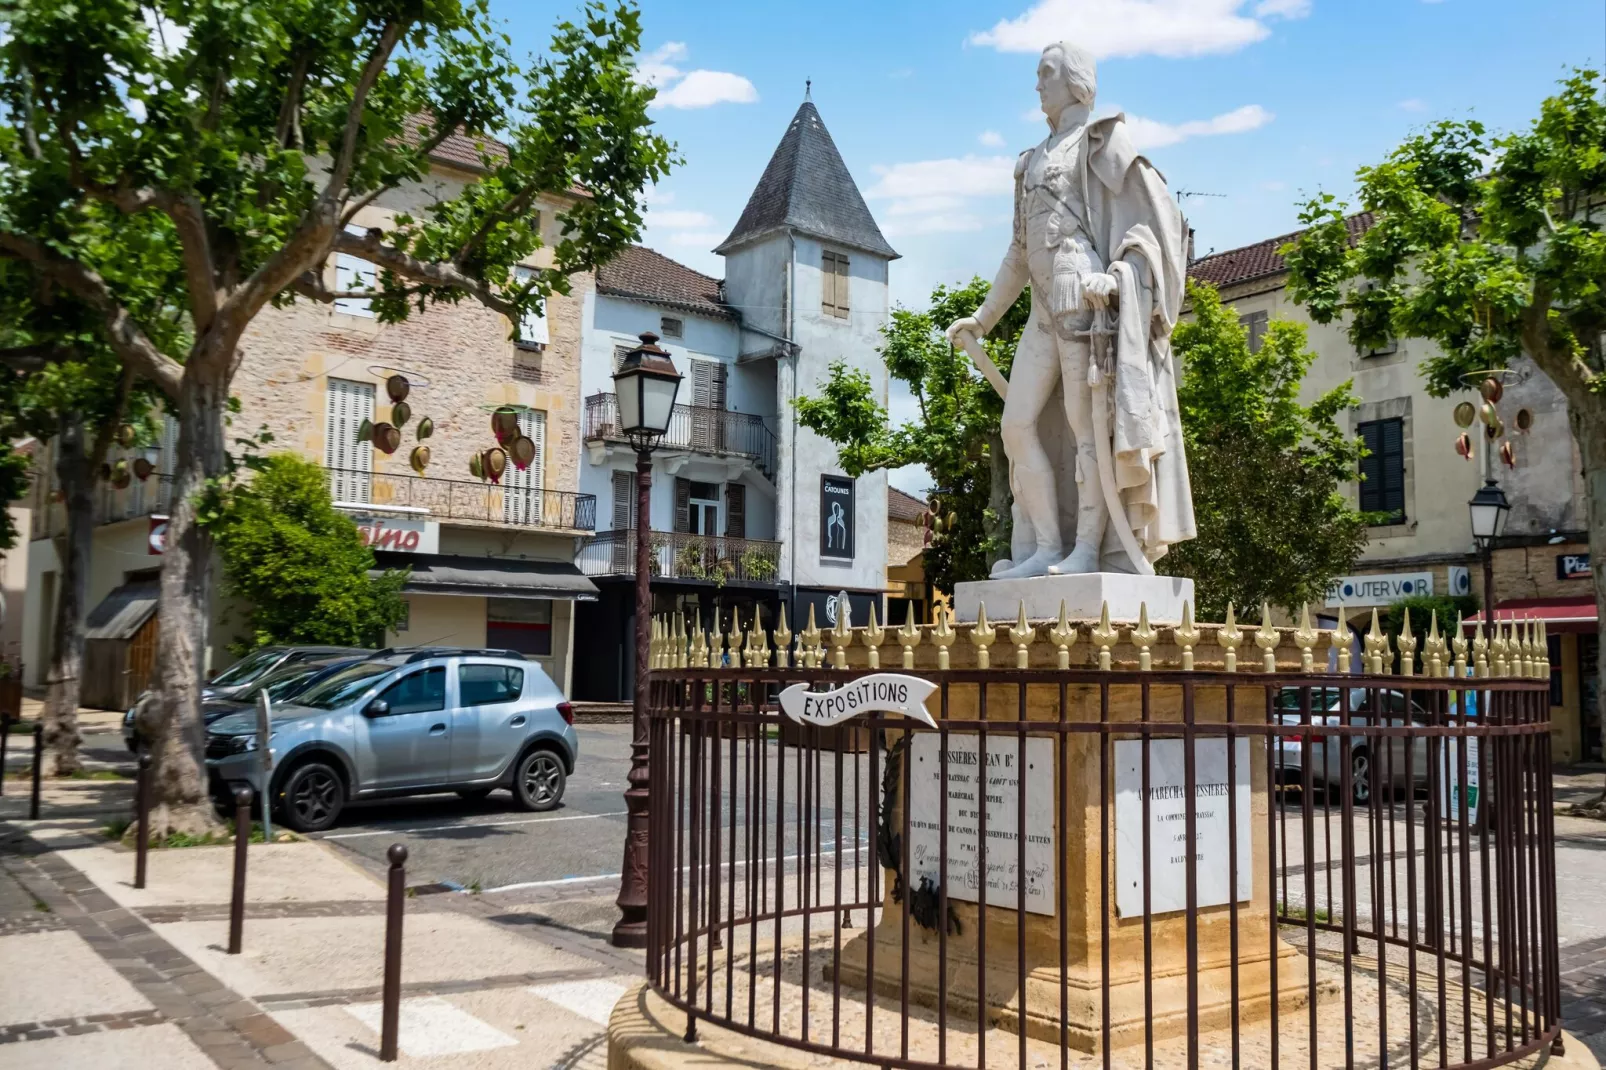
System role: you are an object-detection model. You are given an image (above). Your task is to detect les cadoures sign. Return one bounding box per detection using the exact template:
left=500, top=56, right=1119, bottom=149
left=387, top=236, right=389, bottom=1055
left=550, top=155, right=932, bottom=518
left=779, top=674, right=937, bottom=730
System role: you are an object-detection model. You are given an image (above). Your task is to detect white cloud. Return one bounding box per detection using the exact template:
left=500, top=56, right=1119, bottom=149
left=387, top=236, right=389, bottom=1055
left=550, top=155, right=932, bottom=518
left=1123, top=103, right=1273, bottom=149
left=636, top=43, right=758, bottom=110
left=867, top=155, right=1014, bottom=236
left=978, top=130, right=1007, bottom=148
left=1397, top=97, right=1428, bottom=112
left=649, top=209, right=718, bottom=229
left=969, top=0, right=1310, bottom=58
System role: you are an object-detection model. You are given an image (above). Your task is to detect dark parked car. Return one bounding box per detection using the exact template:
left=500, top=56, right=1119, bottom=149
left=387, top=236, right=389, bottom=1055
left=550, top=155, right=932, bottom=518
left=204, top=646, right=367, bottom=702
left=125, top=654, right=367, bottom=752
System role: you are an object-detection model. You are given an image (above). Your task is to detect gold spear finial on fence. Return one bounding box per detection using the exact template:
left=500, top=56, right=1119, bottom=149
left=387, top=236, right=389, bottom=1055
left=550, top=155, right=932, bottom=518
left=1397, top=607, right=1418, bottom=678
left=970, top=601, right=997, bottom=669
left=1218, top=603, right=1242, bottom=673
left=1255, top=602, right=1280, bottom=673
left=670, top=614, right=683, bottom=669
left=1334, top=615, right=1351, bottom=675
left=1524, top=618, right=1538, bottom=678
left=1050, top=600, right=1079, bottom=669
left=1450, top=614, right=1468, bottom=678
left=733, top=609, right=749, bottom=668
left=1131, top=602, right=1157, bottom=671
left=1537, top=618, right=1549, bottom=679
left=860, top=604, right=883, bottom=668
left=1364, top=609, right=1389, bottom=675
left=1091, top=601, right=1118, bottom=671
left=932, top=603, right=957, bottom=670
left=774, top=603, right=792, bottom=669
left=831, top=591, right=853, bottom=669
left=687, top=619, right=703, bottom=669
left=1294, top=604, right=1318, bottom=673
left=1010, top=601, right=1035, bottom=668
left=754, top=610, right=771, bottom=668
left=1491, top=618, right=1508, bottom=677
left=1175, top=600, right=1200, bottom=671
left=717, top=613, right=732, bottom=669
left=1425, top=611, right=1445, bottom=678
left=898, top=610, right=921, bottom=669
left=1473, top=619, right=1489, bottom=678
left=802, top=604, right=822, bottom=669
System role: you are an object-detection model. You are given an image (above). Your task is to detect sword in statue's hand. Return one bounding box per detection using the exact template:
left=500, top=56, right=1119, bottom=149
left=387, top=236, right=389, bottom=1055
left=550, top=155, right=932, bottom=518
left=952, top=327, right=1009, bottom=402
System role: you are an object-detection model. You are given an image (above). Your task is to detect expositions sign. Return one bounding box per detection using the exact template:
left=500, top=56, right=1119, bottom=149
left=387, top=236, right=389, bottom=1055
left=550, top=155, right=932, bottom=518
left=778, top=674, right=938, bottom=730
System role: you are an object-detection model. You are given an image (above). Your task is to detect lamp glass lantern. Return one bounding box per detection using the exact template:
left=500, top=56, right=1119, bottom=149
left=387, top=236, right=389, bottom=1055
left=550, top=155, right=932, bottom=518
left=1468, top=479, right=1511, bottom=548
left=613, top=332, right=683, bottom=445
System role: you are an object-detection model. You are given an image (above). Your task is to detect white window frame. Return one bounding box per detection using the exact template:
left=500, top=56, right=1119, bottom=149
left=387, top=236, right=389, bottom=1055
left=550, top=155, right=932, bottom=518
left=325, top=378, right=375, bottom=503
left=514, top=265, right=548, bottom=349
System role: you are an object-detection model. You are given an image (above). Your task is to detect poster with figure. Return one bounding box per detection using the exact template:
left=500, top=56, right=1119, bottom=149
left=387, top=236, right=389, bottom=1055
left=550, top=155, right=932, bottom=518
left=821, top=475, right=855, bottom=559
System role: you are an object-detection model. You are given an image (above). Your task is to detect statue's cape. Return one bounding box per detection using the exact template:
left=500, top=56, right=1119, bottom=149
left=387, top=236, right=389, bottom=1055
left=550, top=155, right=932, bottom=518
left=1085, top=114, right=1196, bottom=558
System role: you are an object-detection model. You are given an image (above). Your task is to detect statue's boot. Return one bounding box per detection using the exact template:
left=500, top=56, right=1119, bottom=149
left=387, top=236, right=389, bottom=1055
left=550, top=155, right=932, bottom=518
left=992, top=545, right=1063, bottom=579
left=1048, top=498, right=1108, bottom=575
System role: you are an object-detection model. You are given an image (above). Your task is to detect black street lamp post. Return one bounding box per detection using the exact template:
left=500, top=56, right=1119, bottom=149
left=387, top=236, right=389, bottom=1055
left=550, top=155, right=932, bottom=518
left=610, top=332, right=683, bottom=949
left=1469, top=478, right=1511, bottom=626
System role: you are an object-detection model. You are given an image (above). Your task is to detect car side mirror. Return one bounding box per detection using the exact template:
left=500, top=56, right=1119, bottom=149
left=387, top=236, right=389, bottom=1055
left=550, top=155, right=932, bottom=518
left=363, top=698, right=389, bottom=718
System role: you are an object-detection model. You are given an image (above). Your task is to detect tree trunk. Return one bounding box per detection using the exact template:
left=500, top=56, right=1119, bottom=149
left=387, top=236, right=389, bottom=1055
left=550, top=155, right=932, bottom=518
left=1570, top=405, right=1606, bottom=805
left=43, top=411, right=94, bottom=777
left=139, top=363, right=230, bottom=836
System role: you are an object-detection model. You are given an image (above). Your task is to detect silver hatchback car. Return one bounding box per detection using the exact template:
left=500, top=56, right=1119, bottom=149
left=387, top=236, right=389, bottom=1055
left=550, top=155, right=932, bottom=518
left=206, top=650, right=577, bottom=832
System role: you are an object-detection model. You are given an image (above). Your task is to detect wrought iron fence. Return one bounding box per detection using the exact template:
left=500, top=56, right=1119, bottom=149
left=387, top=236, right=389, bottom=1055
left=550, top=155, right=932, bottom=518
left=323, top=467, right=596, bottom=532
left=577, top=529, right=782, bottom=585
left=32, top=474, right=175, bottom=540
left=644, top=656, right=1559, bottom=1070
left=584, top=392, right=777, bottom=477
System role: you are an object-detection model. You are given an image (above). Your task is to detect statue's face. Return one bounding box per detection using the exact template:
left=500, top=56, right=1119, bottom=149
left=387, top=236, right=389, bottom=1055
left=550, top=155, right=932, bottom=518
left=1036, top=50, right=1075, bottom=121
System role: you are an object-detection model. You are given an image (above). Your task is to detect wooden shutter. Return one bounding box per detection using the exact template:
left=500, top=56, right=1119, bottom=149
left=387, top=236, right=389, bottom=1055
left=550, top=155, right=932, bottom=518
left=674, top=477, right=691, bottom=533
left=1358, top=418, right=1405, bottom=522
left=822, top=251, right=850, bottom=319
left=612, top=470, right=635, bottom=530
left=324, top=378, right=375, bottom=502
left=725, top=483, right=746, bottom=538
left=691, top=360, right=725, bottom=450
left=503, top=410, right=546, bottom=525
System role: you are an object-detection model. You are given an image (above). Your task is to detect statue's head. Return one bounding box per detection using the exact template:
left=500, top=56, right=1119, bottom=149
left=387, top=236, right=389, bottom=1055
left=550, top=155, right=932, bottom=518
left=1036, top=42, right=1097, bottom=122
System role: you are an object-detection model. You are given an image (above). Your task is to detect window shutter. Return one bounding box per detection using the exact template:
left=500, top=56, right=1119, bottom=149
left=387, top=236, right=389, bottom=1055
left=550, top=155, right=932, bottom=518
left=691, top=360, right=715, bottom=408
left=822, top=251, right=850, bottom=319
left=612, top=344, right=633, bottom=372
left=514, top=266, right=549, bottom=346
left=1357, top=418, right=1405, bottom=523
left=674, top=477, right=691, bottom=533
left=324, top=379, right=375, bottom=502
left=725, top=483, right=746, bottom=538
left=612, top=470, right=635, bottom=530
left=713, top=361, right=728, bottom=408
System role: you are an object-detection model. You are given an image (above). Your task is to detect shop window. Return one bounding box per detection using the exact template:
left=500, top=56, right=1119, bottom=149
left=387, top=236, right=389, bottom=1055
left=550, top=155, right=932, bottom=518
left=487, top=598, right=552, bottom=657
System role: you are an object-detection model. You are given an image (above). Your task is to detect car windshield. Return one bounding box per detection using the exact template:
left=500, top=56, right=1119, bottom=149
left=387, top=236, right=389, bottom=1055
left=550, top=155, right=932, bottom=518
left=294, top=663, right=395, bottom=710
left=211, top=649, right=281, bottom=687
left=258, top=665, right=329, bottom=702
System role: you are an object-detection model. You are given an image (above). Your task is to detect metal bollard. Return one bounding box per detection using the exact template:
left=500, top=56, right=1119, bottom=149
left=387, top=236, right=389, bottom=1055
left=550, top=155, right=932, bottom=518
left=380, top=843, right=407, bottom=1062
left=29, top=723, right=42, bottom=820
left=227, top=785, right=252, bottom=954
left=134, top=754, right=152, bottom=889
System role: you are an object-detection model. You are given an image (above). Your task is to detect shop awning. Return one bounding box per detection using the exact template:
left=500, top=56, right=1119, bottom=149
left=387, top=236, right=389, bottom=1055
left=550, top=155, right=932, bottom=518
left=84, top=581, right=160, bottom=641
left=371, top=552, right=598, bottom=601
left=1462, top=596, right=1597, bottom=633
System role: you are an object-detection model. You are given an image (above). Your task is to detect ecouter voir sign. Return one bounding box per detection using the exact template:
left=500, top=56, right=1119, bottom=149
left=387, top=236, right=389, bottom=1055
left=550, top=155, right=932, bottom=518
left=1115, top=738, right=1251, bottom=917
left=351, top=516, right=440, bottom=555
left=908, top=733, right=1056, bottom=916
left=778, top=674, right=937, bottom=730
left=1324, top=571, right=1433, bottom=608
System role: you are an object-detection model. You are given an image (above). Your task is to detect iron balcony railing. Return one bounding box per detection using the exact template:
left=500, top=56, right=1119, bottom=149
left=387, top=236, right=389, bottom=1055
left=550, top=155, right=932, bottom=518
left=324, top=467, right=596, bottom=532
left=31, top=474, right=176, bottom=540
left=583, top=392, right=777, bottom=478
left=577, top=528, right=782, bottom=585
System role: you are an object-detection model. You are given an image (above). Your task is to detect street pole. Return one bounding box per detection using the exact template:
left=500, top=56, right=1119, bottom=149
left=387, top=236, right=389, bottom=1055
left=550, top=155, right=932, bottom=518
left=612, top=447, right=655, bottom=948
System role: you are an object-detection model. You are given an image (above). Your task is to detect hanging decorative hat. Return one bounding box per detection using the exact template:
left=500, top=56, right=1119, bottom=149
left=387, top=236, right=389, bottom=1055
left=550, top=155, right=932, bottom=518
left=1455, top=432, right=1473, bottom=460
left=110, top=459, right=131, bottom=489
left=391, top=401, right=411, bottom=428
left=416, top=417, right=434, bottom=441
left=386, top=374, right=411, bottom=403
left=1500, top=440, right=1516, bottom=468
left=356, top=417, right=374, bottom=443
left=509, top=434, right=536, bottom=471
left=482, top=446, right=508, bottom=485
left=491, top=406, right=520, bottom=444
left=1453, top=401, right=1477, bottom=429
left=469, top=452, right=485, bottom=480
left=1480, top=377, right=1503, bottom=403
left=115, top=424, right=137, bottom=448
left=373, top=422, right=402, bottom=455
left=409, top=445, right=431, bottom=474
left=132, top=457, right=154, bottom=481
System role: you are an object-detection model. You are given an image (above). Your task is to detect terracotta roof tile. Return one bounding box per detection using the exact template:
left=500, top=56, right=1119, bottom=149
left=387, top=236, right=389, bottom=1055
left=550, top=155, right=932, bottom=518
left=596, top=245, right=737, bottom=321
left=1187, top=212, right=1373, bottom=291
left=887, top=486, right=929, bottom=523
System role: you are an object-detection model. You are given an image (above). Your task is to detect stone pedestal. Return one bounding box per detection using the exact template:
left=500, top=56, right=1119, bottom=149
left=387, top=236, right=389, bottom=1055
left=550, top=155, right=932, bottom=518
left=832, top=677, right=1314, bottom=1052
left=953, top=572, right=1195, bottom=625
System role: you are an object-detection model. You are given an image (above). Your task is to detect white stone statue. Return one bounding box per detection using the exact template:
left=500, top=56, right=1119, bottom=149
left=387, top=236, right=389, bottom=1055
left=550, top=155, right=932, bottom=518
left=946, top=41, right=1195, bottom=579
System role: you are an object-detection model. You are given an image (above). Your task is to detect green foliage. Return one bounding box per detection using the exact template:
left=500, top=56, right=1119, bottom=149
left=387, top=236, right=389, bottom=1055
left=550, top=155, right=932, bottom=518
left=795, top=277, right=1031, bottom=592
left=1282, top=70, right=1606, bottom=402
left=1158, top=282, right=1369, bottom=618
left=212, top=453, right=406, bottom=652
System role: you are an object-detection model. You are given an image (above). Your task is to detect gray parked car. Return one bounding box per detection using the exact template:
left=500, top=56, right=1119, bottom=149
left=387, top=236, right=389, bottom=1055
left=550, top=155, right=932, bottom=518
left=205, top=650, right=576, bottom=832
left=1273, top=687, right=1434, bottom=803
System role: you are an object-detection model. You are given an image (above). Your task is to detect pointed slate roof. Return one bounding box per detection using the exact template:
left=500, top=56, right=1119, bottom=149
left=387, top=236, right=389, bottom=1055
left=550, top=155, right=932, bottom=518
left=715, top=101, right=898, bottom=260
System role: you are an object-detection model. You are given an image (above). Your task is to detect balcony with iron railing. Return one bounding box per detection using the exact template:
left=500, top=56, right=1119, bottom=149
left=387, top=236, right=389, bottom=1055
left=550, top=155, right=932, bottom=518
left=577, top=529, right=783, bottom=586
left=583, top=393, right=777, bottom=478
left=325, top=467, right=596, bottom=532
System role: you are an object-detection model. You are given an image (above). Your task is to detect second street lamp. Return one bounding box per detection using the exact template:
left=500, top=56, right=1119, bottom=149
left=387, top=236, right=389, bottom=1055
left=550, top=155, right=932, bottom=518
left=610, top=332, right=682, bottom=949
left=1469, top=478, right=1511, bottom=628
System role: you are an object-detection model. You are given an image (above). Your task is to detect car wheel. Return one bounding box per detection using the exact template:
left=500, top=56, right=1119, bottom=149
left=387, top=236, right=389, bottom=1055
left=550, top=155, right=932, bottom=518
left=457, top=788, right=494, bottom=803
left=1351, top=749, right=1372, bottom=805
left=513, top=749, right=565, bottom=812
left=279, top=761, right=345, bottom=832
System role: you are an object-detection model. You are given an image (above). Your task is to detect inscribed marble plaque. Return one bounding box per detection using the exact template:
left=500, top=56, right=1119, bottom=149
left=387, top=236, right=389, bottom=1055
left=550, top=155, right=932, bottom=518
left=907, top=733, right=1055, bottom=915
left=1115, top=737, right=1252, bottom=916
